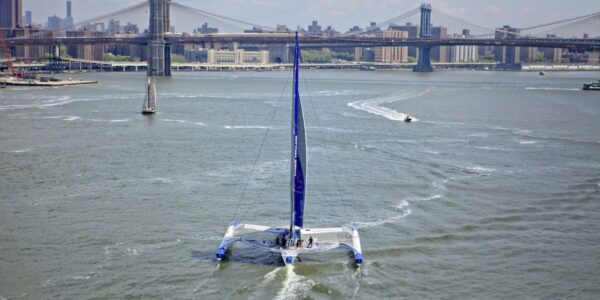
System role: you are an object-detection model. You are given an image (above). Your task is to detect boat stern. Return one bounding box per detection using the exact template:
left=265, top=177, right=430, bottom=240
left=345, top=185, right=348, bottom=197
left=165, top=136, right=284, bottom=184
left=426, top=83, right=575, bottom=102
left=281, top=249, right=298, bottom=266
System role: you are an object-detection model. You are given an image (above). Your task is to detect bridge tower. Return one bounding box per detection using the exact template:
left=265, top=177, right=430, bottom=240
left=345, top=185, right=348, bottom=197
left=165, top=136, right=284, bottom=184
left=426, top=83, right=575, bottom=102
left=148, top=0, right=171, bottom=76
left=413, top=3, right=434, bottom=72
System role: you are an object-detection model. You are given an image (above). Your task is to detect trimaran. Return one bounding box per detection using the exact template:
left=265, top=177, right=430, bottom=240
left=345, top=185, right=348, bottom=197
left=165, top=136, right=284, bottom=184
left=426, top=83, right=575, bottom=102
left=215, top=32, right=363, bottom=266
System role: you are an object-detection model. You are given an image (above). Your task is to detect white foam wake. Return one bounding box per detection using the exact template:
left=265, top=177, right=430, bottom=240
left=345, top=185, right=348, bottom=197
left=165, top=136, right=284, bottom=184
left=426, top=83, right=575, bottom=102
left=525, top=87, right=579, bottom=91
left=356, top=200, right=412, bottom=228
left=160, top=119, right=205, bottom=126
left=275, top=266, right=315, bottom=300
left=5, top=148, right=31, bottom=153
left=224, top=125, right=270, bottom=129
left=347, top=89, right=429, bottom=121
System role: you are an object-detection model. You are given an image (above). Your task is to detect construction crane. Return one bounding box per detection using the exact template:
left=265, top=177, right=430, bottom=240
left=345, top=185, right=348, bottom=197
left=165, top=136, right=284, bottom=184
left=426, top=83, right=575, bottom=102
left=0, top=30, right=19, bottom=77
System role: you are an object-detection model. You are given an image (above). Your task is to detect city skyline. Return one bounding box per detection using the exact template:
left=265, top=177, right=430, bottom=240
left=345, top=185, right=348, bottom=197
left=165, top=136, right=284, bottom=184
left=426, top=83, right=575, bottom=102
left=22, top=0, right=600, bottom=33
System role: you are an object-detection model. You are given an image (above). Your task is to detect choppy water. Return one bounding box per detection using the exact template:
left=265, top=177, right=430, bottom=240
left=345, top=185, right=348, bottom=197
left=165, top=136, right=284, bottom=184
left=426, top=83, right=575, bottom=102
left=1, top=70, right=599, bottom=299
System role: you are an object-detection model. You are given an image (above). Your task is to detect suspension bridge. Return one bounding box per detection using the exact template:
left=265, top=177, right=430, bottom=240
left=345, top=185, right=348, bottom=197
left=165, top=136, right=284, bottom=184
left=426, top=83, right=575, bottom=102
left=3, top=0, right=600, bottom=74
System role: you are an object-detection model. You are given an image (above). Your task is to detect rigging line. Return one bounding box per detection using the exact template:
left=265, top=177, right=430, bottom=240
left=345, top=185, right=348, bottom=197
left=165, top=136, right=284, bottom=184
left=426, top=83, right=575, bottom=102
left=299, top=62, right=351, bottom=225
left=432, top=9, right=495, bottom=32
left=233, top=72, right=292, bottom=222
left=520, top=11, right=600, bottom=31
left=533, top=16, right=600, bottom=36
left=340, top=7, right=421, bottom=37
left=170, top=2, right=275, bottom=32
left=237, top=72, right=292, bottom=223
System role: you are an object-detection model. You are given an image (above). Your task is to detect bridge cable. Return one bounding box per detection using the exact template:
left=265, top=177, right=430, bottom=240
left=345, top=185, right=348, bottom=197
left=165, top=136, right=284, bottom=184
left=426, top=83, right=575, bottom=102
left=171, top=2, right=276, bottom=32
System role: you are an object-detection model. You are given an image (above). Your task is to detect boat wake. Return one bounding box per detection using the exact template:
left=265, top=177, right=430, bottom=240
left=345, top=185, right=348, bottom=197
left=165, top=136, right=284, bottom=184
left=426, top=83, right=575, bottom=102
left=159, top=118, right=206, bottom=126
left=356, top=200, right=412, bottom=229
left=4, top=148, right=31, bottom=153
left=224, top=125, right=271, bottom=130
left=275, top=266, right=315, bottom=300
left=347, top=89, right=429, bottom=121
left=525, top=87, right=580, bottom=91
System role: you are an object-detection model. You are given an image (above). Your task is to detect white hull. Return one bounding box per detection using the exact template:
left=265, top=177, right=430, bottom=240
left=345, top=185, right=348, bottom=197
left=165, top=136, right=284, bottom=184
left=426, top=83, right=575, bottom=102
left=216, top=222, right=363, bottom=266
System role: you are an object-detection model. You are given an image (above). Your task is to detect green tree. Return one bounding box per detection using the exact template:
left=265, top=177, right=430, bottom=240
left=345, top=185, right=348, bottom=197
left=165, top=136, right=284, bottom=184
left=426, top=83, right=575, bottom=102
left=170, top=54, right=186, bottom=63
left=103, top=53, right=134, bottom=62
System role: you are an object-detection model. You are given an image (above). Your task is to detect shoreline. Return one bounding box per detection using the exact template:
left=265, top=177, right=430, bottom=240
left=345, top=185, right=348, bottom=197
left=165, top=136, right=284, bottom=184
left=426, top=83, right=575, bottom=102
left=3, top=62, right=600, bottom=75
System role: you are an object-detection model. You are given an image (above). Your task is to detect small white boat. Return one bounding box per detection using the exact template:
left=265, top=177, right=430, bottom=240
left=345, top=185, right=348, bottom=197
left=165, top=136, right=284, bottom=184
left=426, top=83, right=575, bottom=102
left=215, top=32, right=363, bottom=266
left=142, top=76, right=156, bottom=114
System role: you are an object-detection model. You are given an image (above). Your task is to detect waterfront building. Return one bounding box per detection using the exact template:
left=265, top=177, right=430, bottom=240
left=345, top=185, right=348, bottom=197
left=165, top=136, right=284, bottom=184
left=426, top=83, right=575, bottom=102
left=431, top=26, right=448, bottom=63
left=495, top=25, right=521, bottom=65
left=106, top=43, right=146, bottom=61
left=389, top=22, right=419, bottom=58
left=449, top=44, right=478, bottom=62
left=276, top=25, right=290, bottom=33
left=207, top=49, right=269, bottom=64
left=448, top=32, right=478, bottom=62
left=0, top=0, right=23, bottom=28
left=1, top=27, right=52, bottom=60
left=185, top=49, right=208, bottom=62
left=374, top=29, right=409, bottom=63
left=67, top=29, right=106, bottom=61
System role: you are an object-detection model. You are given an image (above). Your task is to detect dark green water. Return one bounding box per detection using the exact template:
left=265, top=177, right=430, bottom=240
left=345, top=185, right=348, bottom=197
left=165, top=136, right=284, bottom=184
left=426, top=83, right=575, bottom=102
left=1, top=70, right=599, bottom=299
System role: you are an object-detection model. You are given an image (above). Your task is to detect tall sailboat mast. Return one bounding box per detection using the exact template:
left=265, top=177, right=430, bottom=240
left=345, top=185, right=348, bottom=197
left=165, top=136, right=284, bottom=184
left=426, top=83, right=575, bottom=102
left=289, top=32, right=306, bottom=241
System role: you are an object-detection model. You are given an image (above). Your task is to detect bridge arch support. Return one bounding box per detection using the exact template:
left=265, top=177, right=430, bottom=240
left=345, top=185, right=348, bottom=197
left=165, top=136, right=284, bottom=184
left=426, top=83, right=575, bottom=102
left=413, top=46, right=433, bottom=72
left=148, top=0, right=171, bottom=76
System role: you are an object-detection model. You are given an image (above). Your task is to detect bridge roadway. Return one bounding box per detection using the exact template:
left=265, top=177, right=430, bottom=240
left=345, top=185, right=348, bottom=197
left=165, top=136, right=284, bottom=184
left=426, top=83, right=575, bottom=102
left=6, top=33, right=600, bottom=50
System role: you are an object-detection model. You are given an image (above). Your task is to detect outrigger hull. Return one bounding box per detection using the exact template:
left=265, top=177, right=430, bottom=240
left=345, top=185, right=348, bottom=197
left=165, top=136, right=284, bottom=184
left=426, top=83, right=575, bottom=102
left=216, top=221, right=363, bottom=266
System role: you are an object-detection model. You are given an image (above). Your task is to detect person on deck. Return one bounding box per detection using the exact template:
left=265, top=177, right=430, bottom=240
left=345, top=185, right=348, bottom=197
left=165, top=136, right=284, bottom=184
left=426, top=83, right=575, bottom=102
left=307, top=236, right=313, bottom=248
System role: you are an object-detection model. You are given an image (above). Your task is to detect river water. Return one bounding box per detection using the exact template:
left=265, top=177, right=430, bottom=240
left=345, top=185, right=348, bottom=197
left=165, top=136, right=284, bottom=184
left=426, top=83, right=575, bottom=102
left=1, top=70, right=599, bottom=299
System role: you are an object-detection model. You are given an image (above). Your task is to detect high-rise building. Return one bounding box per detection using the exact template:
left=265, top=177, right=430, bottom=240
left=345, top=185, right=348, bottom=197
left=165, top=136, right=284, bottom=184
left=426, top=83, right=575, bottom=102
left=67, top=0, right=72, bottom=19
left=495, top=25, right=521, bottom=65
left=431, top=26, right=448, bottom=62
left=67, top=29, right=106, bottom=60
left=0, top=0, right=23, bottom=28
left=449, top=44, right=478, bottom=62
left=195, top=23, right=218, bottom=34
left=64, top=0, right=74, bottom=29
left=123, top=22, right=140, bottom=34
left=374, top=29, right=409, bottom=63
left=45, top=15, right=63, bottom=30
left=24, top=10, right=31, bottom=26
left=448, top=31, right=478, bottom=63
left=308, top=21, right=322, bottom=35
left=389, top=23, right=419, bottom=58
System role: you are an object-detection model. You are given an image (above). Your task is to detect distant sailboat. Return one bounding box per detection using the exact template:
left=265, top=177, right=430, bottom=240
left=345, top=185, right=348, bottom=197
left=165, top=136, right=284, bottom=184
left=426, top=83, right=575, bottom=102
left=215, top=32, right=363, bottom=266
left=142, top=76, right=156, bottom=114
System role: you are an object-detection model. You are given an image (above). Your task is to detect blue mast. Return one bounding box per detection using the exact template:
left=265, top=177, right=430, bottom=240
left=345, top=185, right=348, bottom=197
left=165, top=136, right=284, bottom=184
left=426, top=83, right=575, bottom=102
left=290, top=32, right=306, bottom=239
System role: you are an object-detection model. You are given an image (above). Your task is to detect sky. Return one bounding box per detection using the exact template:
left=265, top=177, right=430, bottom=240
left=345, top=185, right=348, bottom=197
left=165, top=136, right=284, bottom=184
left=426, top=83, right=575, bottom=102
left=24, top=0, right=600, bottom=33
